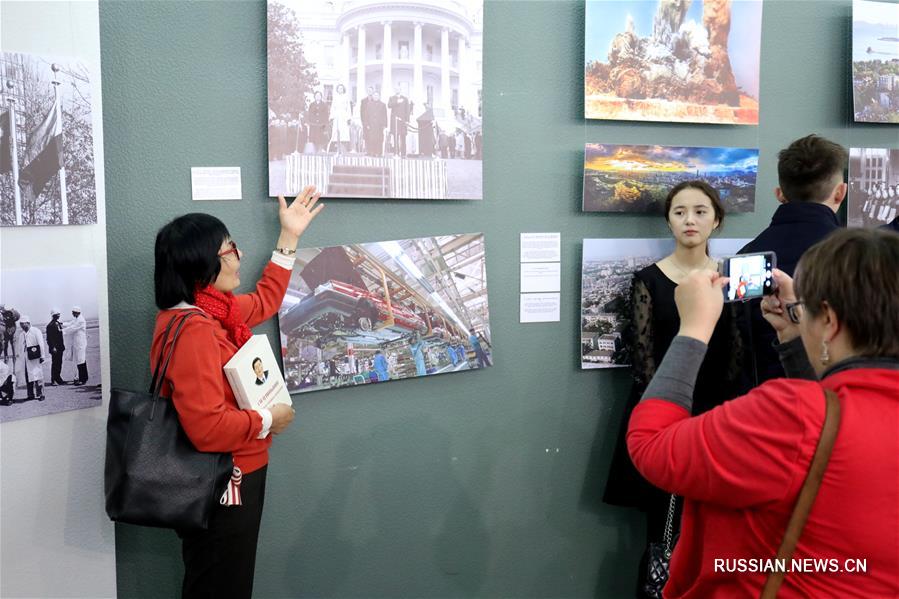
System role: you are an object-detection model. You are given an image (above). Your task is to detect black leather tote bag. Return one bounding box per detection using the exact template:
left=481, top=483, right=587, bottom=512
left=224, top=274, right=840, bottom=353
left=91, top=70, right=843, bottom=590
left=105, top=311, right=233, bottom=530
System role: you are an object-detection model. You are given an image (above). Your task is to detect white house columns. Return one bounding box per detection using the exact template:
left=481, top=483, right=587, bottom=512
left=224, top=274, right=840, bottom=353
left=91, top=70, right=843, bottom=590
left=382, top=21, right=392, bottom=95
left=340, top=33, right=351, bottom=91
left=335, top=15, right=478, bottom=115
left=356, top=24, right=366, bottom=98
left=413, top=22, right=424, bottom=108
left=440, top=27, right=451, bottom=111
left=458, top=34, right=472, bottom=113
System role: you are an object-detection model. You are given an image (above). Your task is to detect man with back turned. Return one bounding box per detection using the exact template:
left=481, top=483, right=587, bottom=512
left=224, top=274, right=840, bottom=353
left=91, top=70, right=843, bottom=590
left=738, top=134, right=847, bottom=385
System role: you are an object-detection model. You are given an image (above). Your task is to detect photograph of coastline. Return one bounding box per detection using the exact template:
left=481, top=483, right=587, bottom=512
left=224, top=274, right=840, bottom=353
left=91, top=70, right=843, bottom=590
left=582, top=143, right=758, bottom=213
left=584, top=0, right=763, bottom=124
left=852, top=0, right=899, bottom=123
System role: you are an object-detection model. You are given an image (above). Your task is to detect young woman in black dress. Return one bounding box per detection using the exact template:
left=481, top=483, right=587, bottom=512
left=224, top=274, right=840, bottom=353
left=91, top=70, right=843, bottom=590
left=603, top=180, right=744, bottom=598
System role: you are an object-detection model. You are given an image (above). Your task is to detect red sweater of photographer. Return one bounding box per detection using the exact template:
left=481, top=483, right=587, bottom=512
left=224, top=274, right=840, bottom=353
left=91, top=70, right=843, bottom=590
left=150, top=260, right=291, bottom=475
left=628, top=336, right=899, bottom=599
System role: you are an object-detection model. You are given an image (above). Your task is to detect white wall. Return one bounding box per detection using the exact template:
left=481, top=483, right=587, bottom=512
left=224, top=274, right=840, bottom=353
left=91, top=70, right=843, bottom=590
left=0, top=2, right=116, bottom=597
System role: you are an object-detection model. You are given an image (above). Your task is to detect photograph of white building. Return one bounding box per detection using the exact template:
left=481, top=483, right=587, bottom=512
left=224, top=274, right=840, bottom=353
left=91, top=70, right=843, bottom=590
left=268, top=0, right=483, bottom=199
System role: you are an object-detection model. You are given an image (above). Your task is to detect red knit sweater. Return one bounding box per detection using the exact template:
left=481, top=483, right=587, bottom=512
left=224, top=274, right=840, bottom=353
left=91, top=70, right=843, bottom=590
left=150, top=261, right=291, bottom=474
left=628, top=367, right=899, bottom=598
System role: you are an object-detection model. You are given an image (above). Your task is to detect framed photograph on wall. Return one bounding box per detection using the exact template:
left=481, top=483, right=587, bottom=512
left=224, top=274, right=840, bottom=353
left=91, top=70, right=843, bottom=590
left=584, top=0, right=762, bottom=125
left=580, top=238, right=749, bottom=369
left=0, top=265, right=102, bottom=422
left=278, top=233, right=492, bottom=394
left=852, top=0, right=899, bottom=123
left=582, top=143, right=758, bottom=213
left=1, top=52, right=98, bottom=226
left=848, top=147, right=899, bottom=228
left=267, top=0, right=484, bottom=199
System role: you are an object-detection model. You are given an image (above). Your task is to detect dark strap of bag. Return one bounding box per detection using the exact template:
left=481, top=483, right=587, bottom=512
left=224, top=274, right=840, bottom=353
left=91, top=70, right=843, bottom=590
left=760, top=388, right=841, bottom=599
left=148, top=311, right=201, bottom=419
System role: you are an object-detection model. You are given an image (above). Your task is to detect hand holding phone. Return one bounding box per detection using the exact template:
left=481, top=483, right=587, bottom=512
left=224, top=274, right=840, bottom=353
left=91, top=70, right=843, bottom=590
left=717, top=252, right=777, bottom=303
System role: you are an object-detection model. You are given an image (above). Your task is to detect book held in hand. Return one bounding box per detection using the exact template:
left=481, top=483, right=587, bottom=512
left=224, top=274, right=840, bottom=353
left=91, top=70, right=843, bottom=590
left=223, top=334, right=292, bottom=411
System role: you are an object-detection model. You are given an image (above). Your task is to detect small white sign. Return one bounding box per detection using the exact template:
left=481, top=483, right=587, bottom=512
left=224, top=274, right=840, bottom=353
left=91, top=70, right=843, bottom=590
left=521, top=262, right=561, bottom=293
left=520, top=293, right=561, bottom=323
left=191, top=167, right=242, bottom=201
left=521, top=232, right=561, bottom=263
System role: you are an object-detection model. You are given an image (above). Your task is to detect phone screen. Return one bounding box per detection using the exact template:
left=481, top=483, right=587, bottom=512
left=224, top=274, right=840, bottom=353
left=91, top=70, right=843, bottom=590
left=723, top=254, right=774, bottom=302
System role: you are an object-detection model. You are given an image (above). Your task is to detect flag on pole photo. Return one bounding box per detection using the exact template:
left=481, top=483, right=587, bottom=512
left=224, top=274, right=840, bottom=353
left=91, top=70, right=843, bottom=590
left=0, top=51, right=97, bottom=227
left=0, top=111, right=13, bottom=174
left=19, top=100, right=62, bottom=195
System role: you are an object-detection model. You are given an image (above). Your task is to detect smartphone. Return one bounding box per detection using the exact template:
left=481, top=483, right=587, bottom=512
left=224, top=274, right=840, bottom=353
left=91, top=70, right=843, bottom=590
left=718, top=252, right=776, bottom=302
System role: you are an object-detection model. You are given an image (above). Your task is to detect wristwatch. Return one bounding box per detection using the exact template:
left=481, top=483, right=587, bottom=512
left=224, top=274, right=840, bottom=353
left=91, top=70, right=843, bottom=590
left=275, top=247, right=296, bottom=256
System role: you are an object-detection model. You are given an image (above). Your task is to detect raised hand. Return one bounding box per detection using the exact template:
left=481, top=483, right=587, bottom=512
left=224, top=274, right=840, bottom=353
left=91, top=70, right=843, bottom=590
left=278, top=186, right=324, bottom=243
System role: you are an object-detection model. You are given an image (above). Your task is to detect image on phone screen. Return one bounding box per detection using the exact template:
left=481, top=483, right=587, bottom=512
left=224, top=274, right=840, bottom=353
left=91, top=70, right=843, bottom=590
left=724, top=254, right=773, bottom=301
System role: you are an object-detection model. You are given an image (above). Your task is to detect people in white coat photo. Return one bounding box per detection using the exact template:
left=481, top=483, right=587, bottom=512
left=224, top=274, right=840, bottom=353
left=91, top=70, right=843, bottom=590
left=18, top=316, right=46, bottom=401
left=63, top=306, right=88, bottom=385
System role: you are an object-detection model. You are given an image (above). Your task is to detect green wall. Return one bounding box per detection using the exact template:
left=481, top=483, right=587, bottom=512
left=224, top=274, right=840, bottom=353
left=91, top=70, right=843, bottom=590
left=101, top=1, right=896, bottom=596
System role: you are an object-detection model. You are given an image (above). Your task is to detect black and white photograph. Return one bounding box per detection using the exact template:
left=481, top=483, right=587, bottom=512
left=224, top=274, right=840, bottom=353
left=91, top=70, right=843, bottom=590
left=1, top=51, right=98, bottom=226
left=267, top=0, right=483, bottom=199
left=0, top=265, right=102, bottom=422
left=278, top=233, right=492, bottom=394
left=580, top=238, right=748, bottom=369
left=848, top=147, right=899, bottom=228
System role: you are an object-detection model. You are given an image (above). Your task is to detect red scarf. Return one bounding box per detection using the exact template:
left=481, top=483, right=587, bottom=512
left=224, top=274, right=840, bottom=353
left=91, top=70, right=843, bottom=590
left=193, top=284, right=252, bottom=347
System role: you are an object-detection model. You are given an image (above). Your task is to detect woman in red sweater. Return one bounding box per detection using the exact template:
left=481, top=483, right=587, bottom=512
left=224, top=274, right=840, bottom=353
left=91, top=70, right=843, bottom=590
left=152, top=186, right=323, bottom=598
left=627, top=228, right=899, bottom=598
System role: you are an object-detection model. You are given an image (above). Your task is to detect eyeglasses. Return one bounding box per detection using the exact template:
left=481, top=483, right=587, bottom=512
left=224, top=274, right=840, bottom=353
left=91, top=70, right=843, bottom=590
left=218, top=240, right=240, bottom=261
left=785, top=301, right=804, bottom=325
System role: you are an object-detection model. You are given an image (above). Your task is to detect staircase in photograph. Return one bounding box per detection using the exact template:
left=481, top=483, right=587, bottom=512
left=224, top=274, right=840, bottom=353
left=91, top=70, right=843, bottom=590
left=285, top=153, right=447, bottom=199
left=327, top=163, right=390, bottom=197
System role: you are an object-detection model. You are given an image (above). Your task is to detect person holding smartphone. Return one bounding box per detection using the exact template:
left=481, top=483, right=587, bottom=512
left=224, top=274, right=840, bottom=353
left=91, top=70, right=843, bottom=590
left=604, top=180, right=745, bottom=598
left=627, top=228, right=899, bottom=597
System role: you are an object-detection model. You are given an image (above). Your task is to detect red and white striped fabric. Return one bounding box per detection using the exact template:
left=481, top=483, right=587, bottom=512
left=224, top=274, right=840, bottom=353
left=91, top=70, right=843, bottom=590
left=219, top=467, right=243, bottom=506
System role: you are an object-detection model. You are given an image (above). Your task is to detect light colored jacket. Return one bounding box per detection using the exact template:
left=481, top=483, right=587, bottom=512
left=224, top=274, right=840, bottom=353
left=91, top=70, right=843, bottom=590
left=21, top=327, right=46, bottom=380
left=63, top=315, right=87, bottom=364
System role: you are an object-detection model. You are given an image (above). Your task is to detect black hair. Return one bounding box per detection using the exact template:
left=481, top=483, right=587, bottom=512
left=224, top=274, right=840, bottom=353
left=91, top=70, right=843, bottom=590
left=154, top=213, right=230, bottom=309
left=252, top=357, right=263, bottom=369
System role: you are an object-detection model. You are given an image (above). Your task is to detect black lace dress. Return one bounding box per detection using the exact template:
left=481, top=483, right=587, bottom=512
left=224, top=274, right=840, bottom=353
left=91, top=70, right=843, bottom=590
left=603, top=264, right=744, bottom=531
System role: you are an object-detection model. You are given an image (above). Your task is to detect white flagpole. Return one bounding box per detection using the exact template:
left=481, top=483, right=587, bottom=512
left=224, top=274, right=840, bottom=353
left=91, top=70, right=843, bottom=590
left=5, top=82, right=23, bottom=226
left=51, top=63, right=68, bottom=225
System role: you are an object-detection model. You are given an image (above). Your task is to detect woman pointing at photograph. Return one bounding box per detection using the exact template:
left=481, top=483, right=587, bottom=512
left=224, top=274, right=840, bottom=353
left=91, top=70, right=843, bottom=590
left=151, top=186, right=323, bottom=598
